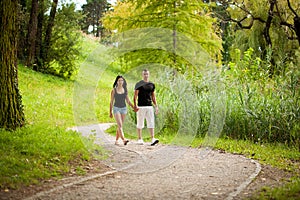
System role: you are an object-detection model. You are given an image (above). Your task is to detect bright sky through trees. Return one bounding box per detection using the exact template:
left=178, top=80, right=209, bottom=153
left=65, top=0, right=116, bottom=10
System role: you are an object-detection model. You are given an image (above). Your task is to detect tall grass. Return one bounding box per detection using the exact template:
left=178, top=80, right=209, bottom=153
left=223, top=48, right=300, bottom=148
left=154, top=48, right=299, bottom=149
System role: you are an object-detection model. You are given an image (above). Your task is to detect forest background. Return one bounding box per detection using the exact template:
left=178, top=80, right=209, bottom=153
left=0, top=0, right=299, bottom=198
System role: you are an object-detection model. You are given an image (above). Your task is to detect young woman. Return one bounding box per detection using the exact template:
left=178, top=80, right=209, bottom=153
left=109, top=75, right=137, bottom=145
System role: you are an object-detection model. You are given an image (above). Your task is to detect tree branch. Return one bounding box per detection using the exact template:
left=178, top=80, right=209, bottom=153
left=287, top=0, right=298, bottom=18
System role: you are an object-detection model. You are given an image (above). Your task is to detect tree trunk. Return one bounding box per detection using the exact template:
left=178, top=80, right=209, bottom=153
left=172, top=0, right=177, bottom=66
left=26, top=0, right=39, bottom=70
left=263, top=0, right=276, bottom=77
left=263, top=1, right=274, bottom=48
left=287, top=0, right=300, bottom=45
left=17, top=0, right=28, bottom=62
left=36, top=0, right=44, bottom=67
left=42, top=0, right=58, bottom=68
left=0, top=0, right=25, bottom=130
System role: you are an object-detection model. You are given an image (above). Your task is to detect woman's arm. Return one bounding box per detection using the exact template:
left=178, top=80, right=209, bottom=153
left=133, top=90, right=139, bottom=112
left=133, top=90, right=139, bottom=108
left=125, top=95, right=134, bottom=109
left=109, top=89, right=114, bottom=118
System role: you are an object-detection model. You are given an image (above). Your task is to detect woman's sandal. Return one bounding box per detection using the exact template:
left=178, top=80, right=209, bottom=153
left=123, top=140, right=129, bottom=145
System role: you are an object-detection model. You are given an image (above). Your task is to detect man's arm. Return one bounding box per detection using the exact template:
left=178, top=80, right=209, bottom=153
left=151, top=91, right=158, bottom=114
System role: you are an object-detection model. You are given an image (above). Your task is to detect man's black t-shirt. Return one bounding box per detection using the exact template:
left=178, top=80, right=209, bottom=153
left=135, top=80, right=155, bottom=106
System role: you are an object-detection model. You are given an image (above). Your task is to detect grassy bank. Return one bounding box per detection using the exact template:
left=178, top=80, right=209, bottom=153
left=0, top=125, right=94, bottom=189
left=0, top=37, right=112, bottom=189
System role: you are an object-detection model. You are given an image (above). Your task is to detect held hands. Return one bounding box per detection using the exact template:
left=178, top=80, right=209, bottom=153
left=133, top=106, right=139, bottom=112
left=155, top=106, right=159, bottom=115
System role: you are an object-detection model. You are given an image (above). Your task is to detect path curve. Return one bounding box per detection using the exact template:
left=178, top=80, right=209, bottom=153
left=24, top=123, right=261, bottom=200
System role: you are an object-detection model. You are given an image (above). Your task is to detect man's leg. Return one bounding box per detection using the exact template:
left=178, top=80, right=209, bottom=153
left=137, top=128, right=143, bottom=140
left=146, top=107, right=159, bottom=146
left=150, top=127, right=159, bottom=146
left=136, top=108, right=144, bottom=144
left=149, top=128, right=154, bottom=139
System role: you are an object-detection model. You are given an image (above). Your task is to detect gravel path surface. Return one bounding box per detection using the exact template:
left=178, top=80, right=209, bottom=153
left=23, top=124, right=261, bottom=200
left=2, top=123, right=291, bottom=200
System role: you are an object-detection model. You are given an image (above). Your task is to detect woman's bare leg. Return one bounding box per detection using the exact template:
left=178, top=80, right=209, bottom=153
left=114, top=113, right=128, bottom=144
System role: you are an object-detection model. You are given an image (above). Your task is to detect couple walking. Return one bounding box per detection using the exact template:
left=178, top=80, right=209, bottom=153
left=109, top=69, right=159, bottom=146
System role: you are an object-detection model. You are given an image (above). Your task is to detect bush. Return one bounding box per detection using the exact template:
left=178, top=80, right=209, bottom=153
left=47, top=4, right=84, bottom=79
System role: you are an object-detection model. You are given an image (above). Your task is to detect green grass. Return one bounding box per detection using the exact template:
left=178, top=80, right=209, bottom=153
left=0, top=125, right=95, bottom=189
left=250, top=177, right=300, bottom=200
left=19, top=66, right=75, bottom=128
left=19, top=37, right=114, bottom=127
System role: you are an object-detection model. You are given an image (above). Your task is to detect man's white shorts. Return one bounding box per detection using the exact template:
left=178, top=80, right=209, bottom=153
left=136, top=106, right=155, bottom=129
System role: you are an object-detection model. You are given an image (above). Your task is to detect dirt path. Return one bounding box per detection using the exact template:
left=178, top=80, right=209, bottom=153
left=1, top=124, right=292, bottom=200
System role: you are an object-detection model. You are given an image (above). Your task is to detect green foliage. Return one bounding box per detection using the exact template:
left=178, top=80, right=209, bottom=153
left=223, top=48, right=300, bottom=147
left=47, top=3, right=84, bottom=79
left=155, top=69, right=211, bottom=139
left=224, top=0, right=300, bottom=73
left=81, top=0, right=110, bottom=36
left=73, top=43, right=114, bottom=125
left=103, top=0, right=222, bottom=73
left=124, top=47, right=300, bottom=149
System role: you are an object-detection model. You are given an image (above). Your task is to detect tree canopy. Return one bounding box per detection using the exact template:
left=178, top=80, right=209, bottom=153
left=103, top=0, right=223, bottom=73
left=217, top=0, right=300, bottom=75
left=81, top=0, right=110, bottom=38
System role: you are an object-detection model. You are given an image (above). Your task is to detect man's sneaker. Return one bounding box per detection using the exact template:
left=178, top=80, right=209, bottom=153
left=137, top=139, right=144, bottom=145
left=151, top=138, right=159, bottom=146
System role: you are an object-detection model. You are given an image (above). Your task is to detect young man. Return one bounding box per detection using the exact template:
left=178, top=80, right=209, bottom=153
left=133, top=69, right=159, bottom=146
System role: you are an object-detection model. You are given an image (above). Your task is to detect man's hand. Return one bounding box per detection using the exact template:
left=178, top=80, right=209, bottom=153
left=155, top=106, right=159, bottom=115
left=133, top=106, right=139, bottom=112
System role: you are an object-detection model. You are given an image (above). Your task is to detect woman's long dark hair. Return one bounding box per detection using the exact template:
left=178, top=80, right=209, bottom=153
left=113, top=75, right=128, bottom=94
